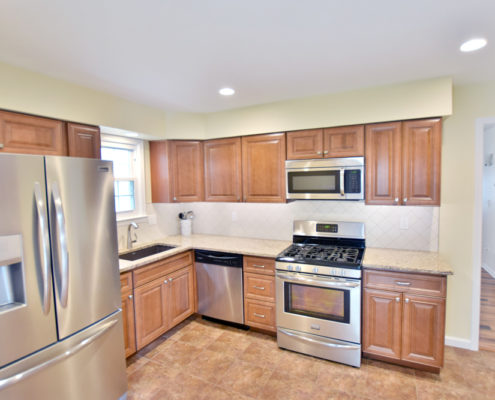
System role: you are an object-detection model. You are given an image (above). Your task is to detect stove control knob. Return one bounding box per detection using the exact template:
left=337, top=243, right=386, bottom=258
left=295, top=266, right=301, bottom=272
left=313, top=267, right=319, bottom=273
left=287, top=265, right=293, bottom=271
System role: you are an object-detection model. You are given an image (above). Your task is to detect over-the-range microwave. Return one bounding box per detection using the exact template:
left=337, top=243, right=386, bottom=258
left=286, top=157, right=364, bottom=200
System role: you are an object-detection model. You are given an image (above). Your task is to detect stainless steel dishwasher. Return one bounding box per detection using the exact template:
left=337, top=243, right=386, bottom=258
left=195, top=250, right=244, bottom=324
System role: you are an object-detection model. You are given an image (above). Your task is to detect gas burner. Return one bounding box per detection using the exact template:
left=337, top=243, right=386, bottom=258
left=277, top=243, right=363, bottom=268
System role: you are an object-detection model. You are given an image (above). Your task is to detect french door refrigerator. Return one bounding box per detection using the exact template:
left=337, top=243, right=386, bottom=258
left=0, top=154, right=127, bottom=399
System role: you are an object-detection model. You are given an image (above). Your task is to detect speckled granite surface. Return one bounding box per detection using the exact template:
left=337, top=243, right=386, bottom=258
left=119, top=234, right=291, bottom=273
left=363, top=248, right=453, bottom=275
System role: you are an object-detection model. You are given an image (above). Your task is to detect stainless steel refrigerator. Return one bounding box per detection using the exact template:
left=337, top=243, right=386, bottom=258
left=0, top=154, right=127, bottom=399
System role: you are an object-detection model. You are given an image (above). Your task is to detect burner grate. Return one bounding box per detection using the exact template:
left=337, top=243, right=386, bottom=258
left=278, top=243, right=362, bottom=266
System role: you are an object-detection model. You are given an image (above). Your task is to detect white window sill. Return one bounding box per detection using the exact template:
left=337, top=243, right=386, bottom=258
left=116, top=214, right=149, bottom=225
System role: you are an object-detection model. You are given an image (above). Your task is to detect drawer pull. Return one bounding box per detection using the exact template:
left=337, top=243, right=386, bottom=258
left=252, top=264, right=265, bottom=269
left=0, top=143, right=4, bottom=149
left=253, top=286, right=265, bottom=290
left=253, top=313, right=265, bottom=318
left=405, top=298, right=410, bottom=303
left=395, top=297, right=400, bottom=302
left=395, top=281, right=411, bottom=286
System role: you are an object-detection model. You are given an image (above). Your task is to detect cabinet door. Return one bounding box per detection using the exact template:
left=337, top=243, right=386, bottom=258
left=365, top=122, right=402, bottom=205
left=67, top=123, right=101, bottom=158
left=204, top=137, right=242, bottom=202
left=323, top=125, right=364, bottom=158
left=121, top=292, right=136, bottom=357
left=149, top=140, right=172, bottom=203
left=168, top=265, right=195, bottom=328
left=363, top=288, right=402, bottom=360
left=402, top=118, right=441, bottom=206
left=170, top=141, right=204, bottom=202
left=134, top=277, right=169, bottom=349
left=286, top=129, right=323, bottom=159
left=0, top=111, right=67, bottom=155
left=242, top=133, right=286, bottom=203
left=401, top=294, right=445, bottom=368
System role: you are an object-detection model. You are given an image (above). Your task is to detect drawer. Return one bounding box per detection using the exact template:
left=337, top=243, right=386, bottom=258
left=245, top=299, right=276, bottom=332
left=120, top=272, right=133, bottom=295
left=244, top=273, right=275, bottom=302
left=364, top=270, right=446, bottom=298
left=133, top=251, right=193, bottom=287
left=244, top=256, right=275, bottom=276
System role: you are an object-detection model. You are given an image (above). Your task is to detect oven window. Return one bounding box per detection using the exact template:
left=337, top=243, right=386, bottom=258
left=288, top=171, right=340, bottom=193
left=284, top=282, right=350, bottom=323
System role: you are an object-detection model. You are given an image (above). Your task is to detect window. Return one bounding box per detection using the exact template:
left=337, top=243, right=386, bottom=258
left=101, top=134, right=146, bottom=220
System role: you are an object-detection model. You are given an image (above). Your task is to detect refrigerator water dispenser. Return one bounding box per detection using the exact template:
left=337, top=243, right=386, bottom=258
left=0, top=235, right=25, bottom=310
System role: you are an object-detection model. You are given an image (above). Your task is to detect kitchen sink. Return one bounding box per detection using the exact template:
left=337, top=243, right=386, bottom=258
left=119, top=244, right=177, bottom=261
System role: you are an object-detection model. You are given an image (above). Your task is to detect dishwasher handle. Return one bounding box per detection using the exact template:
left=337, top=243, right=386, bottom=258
left=194, top=250, right=243, bottom=268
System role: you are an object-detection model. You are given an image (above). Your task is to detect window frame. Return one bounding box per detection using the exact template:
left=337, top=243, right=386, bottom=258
left=101, top=134, right=146, bottom=221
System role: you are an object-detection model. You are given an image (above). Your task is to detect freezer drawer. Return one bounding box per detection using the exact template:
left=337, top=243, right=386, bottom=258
left=0, top=311, right=127, bottom=400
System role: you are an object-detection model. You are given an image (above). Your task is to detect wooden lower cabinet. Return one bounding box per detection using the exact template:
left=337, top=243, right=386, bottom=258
left=363, top=270, right=447, bottom=371
left=363, top=288, right=402, bottom=360
left=243, top=256, right=276, bottom=332
left=120, top=272, right=136, bottom=357
left=133, top=261, right=196, bottom=351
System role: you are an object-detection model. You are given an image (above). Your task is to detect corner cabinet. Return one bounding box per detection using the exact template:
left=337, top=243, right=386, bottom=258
left=204, top=137, right=242, bottom=202
left=242, top=133, right=286, bottom=203
left=365, top=118, right=441, bottom=206
left=363, top=270, right=447, bottom=372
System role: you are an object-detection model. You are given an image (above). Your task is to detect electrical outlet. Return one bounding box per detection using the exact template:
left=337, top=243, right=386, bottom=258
left=400, top=216, right=409, bottom=230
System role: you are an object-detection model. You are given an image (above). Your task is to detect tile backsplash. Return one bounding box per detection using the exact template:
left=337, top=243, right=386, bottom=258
left=141, top=201, right=439, bottom=252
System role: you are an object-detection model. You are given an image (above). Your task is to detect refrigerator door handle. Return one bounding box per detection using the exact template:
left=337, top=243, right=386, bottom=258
left=0, top=317, right=118, bottom=392
left=34, top=182, right=51, bottom=315
left=52, top=182, right=69, bottom=307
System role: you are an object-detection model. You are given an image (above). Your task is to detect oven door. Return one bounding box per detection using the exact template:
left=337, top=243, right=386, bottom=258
left=276, top=271, right=361, bottom=344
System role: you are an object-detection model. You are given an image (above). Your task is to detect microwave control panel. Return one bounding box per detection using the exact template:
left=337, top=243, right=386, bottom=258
left=344, top=170, right=361, bottom=193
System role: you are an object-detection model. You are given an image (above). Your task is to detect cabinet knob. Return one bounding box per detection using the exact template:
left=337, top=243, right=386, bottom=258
left=173, top=197, right=177, bottom=201
left=0, top=143, right=4, bottom=149
left=316, top=151, right=322, bottom=155
left=128, top=294, right=133, bottom=300
left=405, top=298, right=410, bottom=303
left=395, top=297, right=400, bottom=302
left=164, top=280, right=168, bottom=284
left=323, top=150, right=329, bottom=155
left=403, top=198, right=408, bottom=203
left=169, top=278, right=173, bottom=282
left=394, top=197, right=399, bottom=203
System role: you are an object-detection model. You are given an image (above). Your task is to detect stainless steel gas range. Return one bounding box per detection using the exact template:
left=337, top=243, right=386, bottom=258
left=275, top=220, right=365, bottom=367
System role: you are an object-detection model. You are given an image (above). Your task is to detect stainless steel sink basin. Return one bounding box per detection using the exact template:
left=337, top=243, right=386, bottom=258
left=119, top=244, right=176, bottom=261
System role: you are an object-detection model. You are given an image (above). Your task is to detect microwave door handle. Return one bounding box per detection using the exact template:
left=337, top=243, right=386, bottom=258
left=276, top=272, right=360, bottom=288
left=340, top=169, right=345, bottom=197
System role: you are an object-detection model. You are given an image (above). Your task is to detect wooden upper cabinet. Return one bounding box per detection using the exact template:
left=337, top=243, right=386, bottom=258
left=286, top=129, right=323, bottom=159
left=170, top=140, right=204, bottom=202
left=67, top=123, right=101, bottom=159
left=363, top=288, right=402, bottom=360
left=365, top=122, right=402, bottom=205
left=402, top=118, right=441, bottom=206
left=204, top=137, right=242, bottom=202
left=323, top=125, right=364, bottom=157
left=401, top=294, right=445, bottom=368
left=150, top=140, right=172, bottom=203
left=242, top=133, right=286, bottom=203
left=0, top=111, right=67, bottom=155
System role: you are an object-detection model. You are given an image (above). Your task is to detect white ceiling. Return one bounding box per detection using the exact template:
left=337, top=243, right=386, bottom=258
left=0, top=0, right=494, bottom=112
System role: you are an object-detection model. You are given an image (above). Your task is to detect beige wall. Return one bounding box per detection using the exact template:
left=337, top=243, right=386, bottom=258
left=0, top=62, right=167, bottom=137
left=203, top=77, right=453, bottom=138
left=440, top=81, right=495, bottom=342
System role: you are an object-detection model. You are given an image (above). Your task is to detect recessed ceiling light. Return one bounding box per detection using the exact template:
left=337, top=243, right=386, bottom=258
left=219, top=87, right=235, bottom=96
left=460, top=38, right=487, bottom=52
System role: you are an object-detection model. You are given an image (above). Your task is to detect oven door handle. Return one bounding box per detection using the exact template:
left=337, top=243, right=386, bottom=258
left=276, top=272, right=360, bottom=288
left=278, top=328, right=361, bottom=350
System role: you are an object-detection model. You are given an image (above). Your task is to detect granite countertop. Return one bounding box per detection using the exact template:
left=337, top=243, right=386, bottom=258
left=119, top=234, right=292, bottom=273
left=363, top=248, right=453, bottom=275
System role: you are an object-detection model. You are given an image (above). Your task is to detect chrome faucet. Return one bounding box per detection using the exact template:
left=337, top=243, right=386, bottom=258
left=127, top=222, right=139, bottom=249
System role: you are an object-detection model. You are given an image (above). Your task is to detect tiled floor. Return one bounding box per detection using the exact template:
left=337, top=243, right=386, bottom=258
left=126, top=316, right=495, bottom=400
